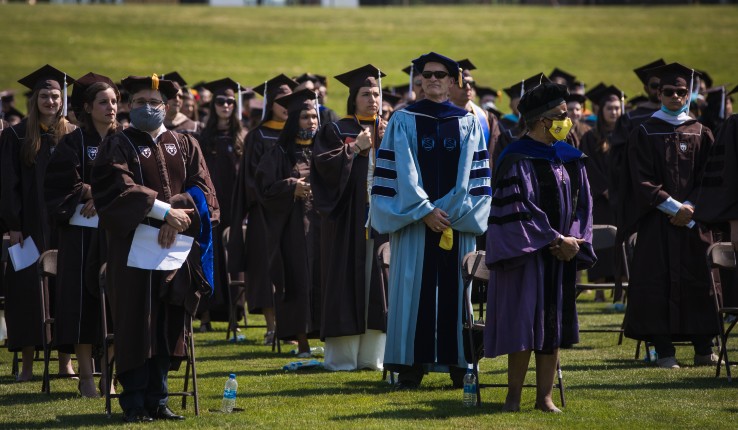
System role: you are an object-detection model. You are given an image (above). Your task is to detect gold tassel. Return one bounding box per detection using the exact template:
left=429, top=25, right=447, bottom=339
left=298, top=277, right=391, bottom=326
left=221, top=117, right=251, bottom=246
left=439, top=227, right=453, bottom=250
left=151, top=73, right=159, bottom=90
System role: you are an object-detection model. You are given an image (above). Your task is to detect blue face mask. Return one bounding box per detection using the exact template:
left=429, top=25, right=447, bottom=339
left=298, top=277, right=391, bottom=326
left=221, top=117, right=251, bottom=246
left=130, top=104, right=165, bottom=132
left=297, top=128, right=317, bottom=140
left=660, top=102, right=689, bottom=117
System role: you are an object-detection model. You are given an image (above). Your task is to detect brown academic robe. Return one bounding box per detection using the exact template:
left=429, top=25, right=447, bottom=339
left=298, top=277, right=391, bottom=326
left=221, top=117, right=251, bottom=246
left=228, top=123, right=282, bottom=313
left=256, top=142, right=320, bottom=339
left=0, top=120, right=74, bottom=351
left=44, top=127, right=115, bottom=350
left=196, top=128, right=246, bottom=321
left=579, top=128, right=616, bottom=280
left=165, top=112, right=201, bottom=135
left=311, top=117, right=388, bottom=339
left=90, top=127, right=217, bottom=374
left=620, top=117, right=718, bottom=341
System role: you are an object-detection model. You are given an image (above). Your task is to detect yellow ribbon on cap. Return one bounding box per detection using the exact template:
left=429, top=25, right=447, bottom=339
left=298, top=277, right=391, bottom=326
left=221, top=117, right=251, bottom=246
left=151, top=74, right=159, bottom=90
left=439, top=227, right=453, bottom=250
left=458, top=70, right=463, bottom=88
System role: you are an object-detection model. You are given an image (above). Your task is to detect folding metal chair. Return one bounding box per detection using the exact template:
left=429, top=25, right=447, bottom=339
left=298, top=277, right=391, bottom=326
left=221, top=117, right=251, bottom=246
left=98, top=263, right=200, bottom=417
left=222, top=225, right=262, bottom=341
left=706, top=242, right=738, bottom=381
left=575, top=225, right=629, bottom=344
left=376, top=242, right=393, bottom=383
left=0, top=235, right=18, bottom=377
left=461, top=250, right=566, bottom=408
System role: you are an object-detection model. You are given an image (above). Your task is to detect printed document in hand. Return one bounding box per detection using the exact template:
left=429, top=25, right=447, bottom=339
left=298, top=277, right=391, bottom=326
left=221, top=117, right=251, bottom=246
left=69, top=204, right=99, bottom=228
left=127, top=224, right=194, bottom=271
left=8, top=237, right=40, bottom=271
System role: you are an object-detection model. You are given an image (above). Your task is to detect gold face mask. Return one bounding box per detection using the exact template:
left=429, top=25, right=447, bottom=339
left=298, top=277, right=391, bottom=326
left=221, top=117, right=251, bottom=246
left=548, top=117, right=573, bottom=141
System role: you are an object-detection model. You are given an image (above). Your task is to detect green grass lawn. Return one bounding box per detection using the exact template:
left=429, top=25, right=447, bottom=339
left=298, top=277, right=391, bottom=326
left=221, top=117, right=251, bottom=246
left=1, top=294, right=736, bottom=429
left=0, top=4, right=737, bottom=115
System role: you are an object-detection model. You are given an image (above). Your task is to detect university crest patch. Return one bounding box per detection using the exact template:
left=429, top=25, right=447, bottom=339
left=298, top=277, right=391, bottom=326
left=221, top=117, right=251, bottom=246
left=138, top=146, right=152, bottom=158
left=165, top=143, right=178, bottom=156
left=679, top=142, right=688, bottom=152
left=86, top=146, right=98, bottom=160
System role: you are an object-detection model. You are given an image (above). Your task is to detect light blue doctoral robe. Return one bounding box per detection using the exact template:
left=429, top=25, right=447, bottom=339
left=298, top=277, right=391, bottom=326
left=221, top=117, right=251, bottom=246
left=370, top=99, right=491, bottom=369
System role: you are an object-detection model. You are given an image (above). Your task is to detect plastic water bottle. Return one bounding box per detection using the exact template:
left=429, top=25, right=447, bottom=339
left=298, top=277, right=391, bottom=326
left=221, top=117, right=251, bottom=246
left=221, top=374, right=237, bottom=413
left=463, top=367, right=477, bottom=407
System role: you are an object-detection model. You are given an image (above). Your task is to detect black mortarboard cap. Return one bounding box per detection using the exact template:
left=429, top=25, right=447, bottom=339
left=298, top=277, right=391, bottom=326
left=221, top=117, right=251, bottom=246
left=475, top=85, right=501, bottom=100
left=252, top=74, right=299, bottom=99
left=565, top=93, right=586, bottom=105
left=729, top=85, right=738, bottom=96
left=160, top=71, right=187, bottom=90
left=633, top=59, right=666, bottom=85
left=503, top=73, right=550, bottom=99
left=412, top=52, right=460, bottom=82
left=643, top=62, right=699, bottom=88
left=121, top=75, right=179, bottom=100
left=456, top=59, right=476, bottom=72
left=18, top=64, right=75, bottom=92
left=273, top=88, right=318, bottom=113
left=71, top=72, right=117, bottom=114
left=334, top=64, right=385, bottom=92
left=382, top=91, right=402, bottom=106
left=518, top=82, right=569, bottom=120
left=202, top=78, right=241, bottom=97
left=549, top=68, right=576, bottom=86
left=584, top=82, right=608, bottom=104
left=294, top=73, right=327, bottom=87
left=0, top=90, right=14, bottom=103
left=627, top=95, right=648, bottom=107
left=402, top=65, right=419, bottom=76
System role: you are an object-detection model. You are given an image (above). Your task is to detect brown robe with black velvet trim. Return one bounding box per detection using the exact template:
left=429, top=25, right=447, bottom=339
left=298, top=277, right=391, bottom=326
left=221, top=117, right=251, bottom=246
left=90, top=127, right=217, bottom=374
left=620, top=117, right=718, bottom=342
left=1, top=119, right=74, bottom=351
left=311, top=117, right=388, bottom=340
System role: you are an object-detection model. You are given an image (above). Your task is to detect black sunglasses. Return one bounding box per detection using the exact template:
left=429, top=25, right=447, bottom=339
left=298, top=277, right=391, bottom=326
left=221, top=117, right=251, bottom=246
left=421, top=71, right=449, bottom=80
left=462, top=80, right=476, bottom=89
left=544, top=111, right=569, bottom=121
left=661, top=88, right=689, bottom=98
left=215, top=97, right=236, bottom=106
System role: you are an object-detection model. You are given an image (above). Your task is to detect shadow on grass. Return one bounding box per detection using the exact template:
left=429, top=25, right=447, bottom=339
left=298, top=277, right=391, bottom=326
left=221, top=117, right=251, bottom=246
left=0, top=414, right=126, bottom=429
left=329, top=398, right=499, bottom=421
left=0, top=391, right=70, bottom=407
left=558, top=359, right=645, bottom=372
left=571, top=376, right=728, bottom=390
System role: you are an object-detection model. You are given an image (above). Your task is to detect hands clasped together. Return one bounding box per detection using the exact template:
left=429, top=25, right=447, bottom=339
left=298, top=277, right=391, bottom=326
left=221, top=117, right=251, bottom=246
left=158, top=208, right=194, bottom=249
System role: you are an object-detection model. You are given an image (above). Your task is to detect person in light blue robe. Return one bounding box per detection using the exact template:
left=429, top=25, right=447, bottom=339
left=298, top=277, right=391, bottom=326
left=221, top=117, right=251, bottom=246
left=370, top=53, right=491, bottom=389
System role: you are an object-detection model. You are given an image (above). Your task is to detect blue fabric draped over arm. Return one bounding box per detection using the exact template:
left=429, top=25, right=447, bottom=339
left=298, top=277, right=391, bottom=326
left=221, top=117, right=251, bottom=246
left=187, top=185, right=214, bottom=293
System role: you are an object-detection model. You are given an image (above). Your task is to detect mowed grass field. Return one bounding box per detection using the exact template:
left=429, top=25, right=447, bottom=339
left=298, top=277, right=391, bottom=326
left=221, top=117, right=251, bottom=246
left=1, top=4, right=738, bottom=429
left=0, top=4, right=737, bottom=114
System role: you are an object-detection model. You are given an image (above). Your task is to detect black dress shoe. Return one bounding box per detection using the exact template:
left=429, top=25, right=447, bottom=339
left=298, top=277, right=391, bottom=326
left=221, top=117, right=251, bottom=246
left=123, top=408, right=153, bottom=423
left=150, top=405, right=185, bottom=420
left=393, top=380, right=420, bottom=390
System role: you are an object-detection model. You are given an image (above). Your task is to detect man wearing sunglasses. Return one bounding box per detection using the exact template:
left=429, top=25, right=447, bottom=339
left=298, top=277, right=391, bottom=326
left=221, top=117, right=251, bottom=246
left=370, top=52, right=490, bottom=390
left=449, top=59, right=501, bottom=154
left=161, top=71, right=202, bottom=135
left=619, top=62, right=718, bottom=370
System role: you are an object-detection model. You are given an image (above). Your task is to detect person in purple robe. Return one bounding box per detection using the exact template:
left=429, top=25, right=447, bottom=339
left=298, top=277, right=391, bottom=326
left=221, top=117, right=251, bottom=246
left=484, top=82, right=595, bottom=413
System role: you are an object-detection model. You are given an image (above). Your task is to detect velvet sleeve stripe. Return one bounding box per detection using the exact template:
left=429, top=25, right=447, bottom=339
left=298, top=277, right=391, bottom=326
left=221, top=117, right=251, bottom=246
left=488, top=212, right=533, bottom=225
left=377, top=148, right=395, bottom=161
left=374, top=167, right=397, bottom=180
left=470, top=186, right=492, bottom=197
left=371, top=185, right=397, bottom=197
left=473, top=149, right=490, bottom=162
left=469, top=167, right=491, bottom=180
left=491, top=193, right=524, bottom=207
left=704, top=160, right=724, bottom=173
left=495, top=176, right=521, bottom=189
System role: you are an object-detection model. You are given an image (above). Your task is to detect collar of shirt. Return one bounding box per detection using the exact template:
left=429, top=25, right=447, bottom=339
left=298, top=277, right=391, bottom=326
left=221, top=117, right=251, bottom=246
left=651, top=109, right=692, bottom=126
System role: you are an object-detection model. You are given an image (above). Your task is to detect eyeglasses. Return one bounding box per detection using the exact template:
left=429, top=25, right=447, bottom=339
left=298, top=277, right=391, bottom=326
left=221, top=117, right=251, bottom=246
left=131, top=98, right=165, bottom=108
left=421, top=71, right=449, bottom=80
left=462, top=80, right=476, bottom=89
left=215, top=97, right=236, bottom=107
left=661, top=88, right=689, bottom=98
left=544, top=111, right=568, bottom=121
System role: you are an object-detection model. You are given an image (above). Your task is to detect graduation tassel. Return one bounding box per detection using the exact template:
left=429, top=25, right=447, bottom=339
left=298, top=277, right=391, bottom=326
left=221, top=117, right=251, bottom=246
left=620, top=90, right=625, bottom=116
left=686, top=69, right=695, bottom=112
left=719, top=86, right=726, bottom=120
left=518, top=79, right=524, bottom=120
left=315, top=91, right=321, bottom=130
left=377, top=68, right=383, bottom=117
left=237, top=83, right=243, bottom=126
left=62, top=73, right=68, bottom=118
left=261, top=80, right=268, bottom=121
left=409, top=64, right=414, bottom=101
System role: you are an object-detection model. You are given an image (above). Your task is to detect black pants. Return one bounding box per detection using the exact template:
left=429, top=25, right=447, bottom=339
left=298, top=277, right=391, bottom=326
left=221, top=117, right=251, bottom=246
left=390, top=363, right=467, bottom=387
left=652, top=335, right=714, bottom=358
left=117, top=354, right=170, bottom=413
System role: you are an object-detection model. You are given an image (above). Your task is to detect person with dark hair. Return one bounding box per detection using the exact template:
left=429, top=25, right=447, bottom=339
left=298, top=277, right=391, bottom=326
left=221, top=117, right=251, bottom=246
left=311, top=65, right=389, bottom=371
left=619, top=63, right=718, bottom=369
left=162, top=71, right=201, bottom=135
left=484, top=82, right=595, bottom=413
left=565, top=93, right=591, bottom=143
left=194, top=78, right=247, bottom=332
left=370, top=53, right=490, bottom=389
left=229, top=74, right=298, bottom=346
left=44, top=72, right=121, bottom=397
left=1, top=65, right=77, bottom=382
left=256, top=88, right=323, bottom=357
left=90, top=74, right=218, bottom=422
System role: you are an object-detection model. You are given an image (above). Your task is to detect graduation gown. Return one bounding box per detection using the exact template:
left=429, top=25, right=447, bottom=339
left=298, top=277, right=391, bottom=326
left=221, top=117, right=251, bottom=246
left=579, top=128, right=616, bottom=279
left=312, top=116, right=388, bottom=339
left=1, top=120, right=74, bottom=351
left=196, top=128, right=245, bottom=321
left=44, top=127, right=114, bottom=350
left=620, top=114, right=717, bottom=341
left=90, top=126, right=217, bottom=373
left=228, top=122, right=282, bottom=313
left=256, top=141, right=319, bottom=339
left=370, top=100, right=491, bottom=369
left=165, top=112, right=201, bottom=135
left=484, top=138, right=595, bottom=357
